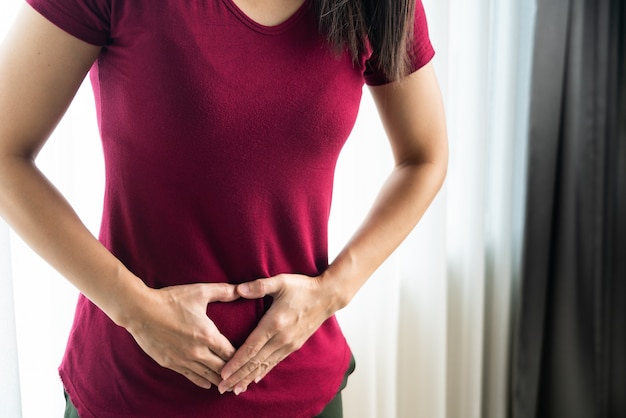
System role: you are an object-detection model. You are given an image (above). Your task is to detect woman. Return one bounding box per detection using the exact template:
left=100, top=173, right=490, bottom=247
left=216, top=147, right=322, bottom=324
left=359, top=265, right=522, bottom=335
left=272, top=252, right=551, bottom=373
left=0, top=0, right=447, bottom=416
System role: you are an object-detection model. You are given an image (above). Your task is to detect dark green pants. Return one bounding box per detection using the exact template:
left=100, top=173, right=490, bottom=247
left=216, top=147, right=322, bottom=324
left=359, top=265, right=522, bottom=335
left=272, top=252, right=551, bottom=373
left=65, top=391, right=345, bottom=418
left=315, top=353, right=356, bottom=418
left=63, top=391, right=80, bottom=418
left=64, top=355, right=355, bottom=418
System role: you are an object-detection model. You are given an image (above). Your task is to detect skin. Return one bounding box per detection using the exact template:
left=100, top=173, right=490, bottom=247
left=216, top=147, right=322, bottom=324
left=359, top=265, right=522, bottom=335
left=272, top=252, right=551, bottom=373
left=233, top=0, right=306, bottom=26
left=0, top=0, right=447, bottom=399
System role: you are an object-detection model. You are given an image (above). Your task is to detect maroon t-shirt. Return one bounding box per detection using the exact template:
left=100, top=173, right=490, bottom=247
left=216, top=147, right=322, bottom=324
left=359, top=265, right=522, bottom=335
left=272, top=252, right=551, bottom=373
left=26, top=0, right=434, bottom=416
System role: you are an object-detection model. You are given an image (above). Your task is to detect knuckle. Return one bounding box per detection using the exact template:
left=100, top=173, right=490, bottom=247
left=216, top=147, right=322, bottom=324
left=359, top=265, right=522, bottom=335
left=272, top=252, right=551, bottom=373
left=204, top=333, right=218, bottom=348
left=159, top=355, right=175, bottom=369
left=269, top=315, right=289, bottom=330
left=218, top=282, right=233, bottom=295
left=246, top=359, right=261, bottom=373
left=243, top=344, right=260, bottom=358
left=285, top=341, right=298, bottom=352
left=198, top=330, right=219, bottom=348
left=186, top=346, right=202, bottom=359
left=280, top=337, right=302, bottom=353
left=260, top=360, right=275, bottom=371
left=254, top=280, right=266, bottom=294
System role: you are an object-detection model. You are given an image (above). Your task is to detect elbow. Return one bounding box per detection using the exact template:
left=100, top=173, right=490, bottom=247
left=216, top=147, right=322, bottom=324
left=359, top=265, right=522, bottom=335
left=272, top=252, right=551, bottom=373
left=423, top=130, right=449, bottom=189
left=398, top=132, right=449, bottom=189
left=436, top=139, right=449, bottom=186
left=428, top=151, right=448, bottom=195
left=0, top=133, right=41, bottom=163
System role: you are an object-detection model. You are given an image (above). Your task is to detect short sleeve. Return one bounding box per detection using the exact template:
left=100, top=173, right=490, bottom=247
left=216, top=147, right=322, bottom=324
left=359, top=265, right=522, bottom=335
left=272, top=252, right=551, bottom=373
left=364, top=0, right=435, bottom=86
left=26, top=0, right=111, bottom=46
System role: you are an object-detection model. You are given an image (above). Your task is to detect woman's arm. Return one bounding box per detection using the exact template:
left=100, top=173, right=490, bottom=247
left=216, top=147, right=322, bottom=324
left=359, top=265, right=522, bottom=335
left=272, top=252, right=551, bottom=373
left=0, top=5, right=238, bottom=389
left=219, top=62, right=448, bottom=394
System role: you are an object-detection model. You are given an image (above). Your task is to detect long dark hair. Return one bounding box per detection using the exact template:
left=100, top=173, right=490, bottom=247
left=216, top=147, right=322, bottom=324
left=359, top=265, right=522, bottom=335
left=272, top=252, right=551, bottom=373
left=314, top=0, right=416, bottom=82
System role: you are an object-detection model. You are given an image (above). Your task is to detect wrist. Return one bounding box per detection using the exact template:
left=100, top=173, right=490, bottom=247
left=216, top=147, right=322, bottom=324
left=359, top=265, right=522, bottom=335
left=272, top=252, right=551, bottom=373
left=101, top=266, right=153, bottom=329
left=318, top=264, right=358, bottom=313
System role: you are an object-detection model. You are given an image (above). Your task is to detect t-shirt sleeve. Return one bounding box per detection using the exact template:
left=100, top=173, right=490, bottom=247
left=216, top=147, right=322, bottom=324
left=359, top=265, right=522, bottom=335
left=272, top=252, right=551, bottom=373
left=364, top=0, right=435, bottom=86
left=26, top=0, right=111, bottom=46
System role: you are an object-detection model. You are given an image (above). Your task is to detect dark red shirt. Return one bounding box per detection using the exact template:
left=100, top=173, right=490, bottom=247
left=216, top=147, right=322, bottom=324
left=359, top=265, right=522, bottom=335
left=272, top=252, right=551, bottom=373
left=26, top=0, right=434, bottom=416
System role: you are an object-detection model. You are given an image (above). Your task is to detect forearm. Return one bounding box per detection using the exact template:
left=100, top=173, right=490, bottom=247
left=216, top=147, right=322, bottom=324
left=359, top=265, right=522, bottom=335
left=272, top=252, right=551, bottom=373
left=0, top=6, right=146, bottom=326
left=0, top=155, right=147, bottom=327
left=321, top=158, right=446, bottom=311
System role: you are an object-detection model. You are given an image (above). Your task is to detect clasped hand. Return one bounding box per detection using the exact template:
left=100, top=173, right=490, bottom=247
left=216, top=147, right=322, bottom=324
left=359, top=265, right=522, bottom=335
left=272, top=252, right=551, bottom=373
left=125, top=274, right=336, bottom=393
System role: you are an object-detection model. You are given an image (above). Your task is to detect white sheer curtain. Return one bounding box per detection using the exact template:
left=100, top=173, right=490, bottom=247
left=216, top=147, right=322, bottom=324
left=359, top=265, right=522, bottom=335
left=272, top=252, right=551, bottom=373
left=0, top=0, right=535, bottom=417
left=336, top=0, right=536, bottom=417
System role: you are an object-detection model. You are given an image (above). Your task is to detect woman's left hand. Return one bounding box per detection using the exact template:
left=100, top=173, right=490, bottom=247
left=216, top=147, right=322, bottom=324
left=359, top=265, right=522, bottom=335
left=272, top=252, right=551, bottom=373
left=217, top=273, right=339, bottom=395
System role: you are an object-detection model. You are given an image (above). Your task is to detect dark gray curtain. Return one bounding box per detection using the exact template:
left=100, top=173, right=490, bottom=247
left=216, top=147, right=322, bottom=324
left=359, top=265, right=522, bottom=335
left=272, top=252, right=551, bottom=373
left=510, top=0, right=626, bottom=417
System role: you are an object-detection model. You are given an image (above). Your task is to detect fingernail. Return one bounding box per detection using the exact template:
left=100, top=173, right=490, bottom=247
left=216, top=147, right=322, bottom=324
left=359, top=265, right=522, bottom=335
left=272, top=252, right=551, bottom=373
left=254, top=376, right=263, bottom=384
left=239, top=283, right=250, bottom=295
left=218, top=385, right=226, bottom=394
left=234, top=387, right=243, bottom=396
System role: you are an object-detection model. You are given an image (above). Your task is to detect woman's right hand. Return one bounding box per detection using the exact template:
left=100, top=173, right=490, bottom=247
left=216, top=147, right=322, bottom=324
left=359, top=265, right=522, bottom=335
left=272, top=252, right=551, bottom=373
left=124, top=282, right=240, bottom=389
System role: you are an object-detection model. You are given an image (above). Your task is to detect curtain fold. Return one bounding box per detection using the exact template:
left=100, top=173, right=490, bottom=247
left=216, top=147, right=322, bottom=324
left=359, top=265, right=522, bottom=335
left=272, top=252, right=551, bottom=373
left=339, top=0, right=535, bottom=416
left=511, top=0, right=626, bottom=416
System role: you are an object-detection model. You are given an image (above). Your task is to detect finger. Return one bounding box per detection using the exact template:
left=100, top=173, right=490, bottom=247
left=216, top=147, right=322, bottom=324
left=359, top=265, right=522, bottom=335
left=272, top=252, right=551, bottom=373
left=218, top=354, right=263, bottom=394
left=219, top=318, right=275, bottom=380
left=231, top=352, right=283, bottom=394
left=204, top=322, right=237, bottom=362
left=220, top=343, right=289, bottom=395
left=193, top=347, right=229, bottom=374
left=251, top=351, right=283, bottom=384
left=249, top=348, right=289, bottom=385
left=229, top=360, right=271, bottom=395
left=218, top=330, right=289, bottom=393
left=189, top=361, right=224, bottom=386
left=176, top=366, right=214, bottom=390
left=237, top=276, right=283, bottom=299
left=158, top=344, right=228, bottom=384
left=200, top=282, right=241, bottom=304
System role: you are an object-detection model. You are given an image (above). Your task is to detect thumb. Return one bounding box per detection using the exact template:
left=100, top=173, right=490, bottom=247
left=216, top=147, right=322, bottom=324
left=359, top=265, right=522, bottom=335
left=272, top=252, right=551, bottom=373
left=237, top=277, right=280, bottom=299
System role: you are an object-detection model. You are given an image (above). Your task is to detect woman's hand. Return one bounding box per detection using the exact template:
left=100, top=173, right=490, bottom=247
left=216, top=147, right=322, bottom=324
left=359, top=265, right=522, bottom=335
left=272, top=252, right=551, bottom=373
left=124, top=282, right=240, bottom=389
left=218, top=274, right=339, bottom=395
